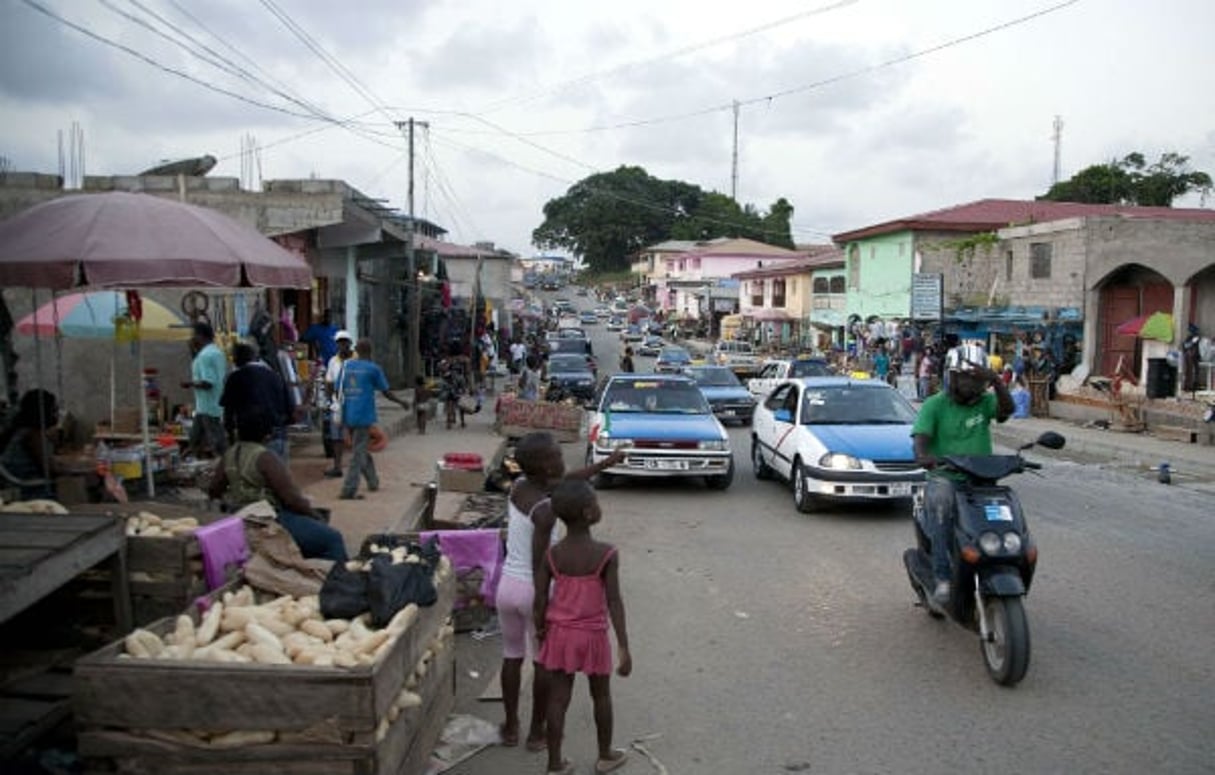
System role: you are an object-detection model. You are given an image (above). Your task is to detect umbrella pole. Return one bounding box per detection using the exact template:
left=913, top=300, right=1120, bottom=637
left=139, top=336, right=155, bottom=497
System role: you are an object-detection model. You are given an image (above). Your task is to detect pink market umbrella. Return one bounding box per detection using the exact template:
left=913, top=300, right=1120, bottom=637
left=0, top=191, right=311, bottom=290
left=1116, top=310, right=1173, bottom=342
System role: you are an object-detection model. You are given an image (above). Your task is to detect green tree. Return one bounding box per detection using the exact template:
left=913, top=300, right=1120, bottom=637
left=1040, top=151, right=1211, bottom=206
left=532, top=166, right=796, bottom=271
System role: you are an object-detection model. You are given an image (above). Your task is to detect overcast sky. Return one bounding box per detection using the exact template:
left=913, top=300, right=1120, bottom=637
left=2, top=0, right=1213, bottom=256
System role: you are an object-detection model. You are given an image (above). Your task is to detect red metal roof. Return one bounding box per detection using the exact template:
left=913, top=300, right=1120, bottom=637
left=832, top=198, right=1215, bottom=243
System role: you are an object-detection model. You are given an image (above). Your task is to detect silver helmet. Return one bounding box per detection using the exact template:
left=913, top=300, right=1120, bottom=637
left=945, top=342, right=988, bottom=373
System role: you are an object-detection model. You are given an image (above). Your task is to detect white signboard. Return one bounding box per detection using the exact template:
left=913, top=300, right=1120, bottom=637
left=911, top=273, right=942, bottom=321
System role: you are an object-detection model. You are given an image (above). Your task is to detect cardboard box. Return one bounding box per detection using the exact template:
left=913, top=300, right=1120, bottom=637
left=436, top=463, right=486, bottom=493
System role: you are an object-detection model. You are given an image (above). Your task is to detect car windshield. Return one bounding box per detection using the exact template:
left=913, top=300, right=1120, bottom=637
left=549, top=355, right=589, bottom=372
left=689, top=368, right=740, bottom=387
left=603, top=380, right=709, bottom=414
left=658, top=348, right=689, bottom=361
left=800, top=386, right=917, bottom=425
left=790, top=360, right=832, bottom=378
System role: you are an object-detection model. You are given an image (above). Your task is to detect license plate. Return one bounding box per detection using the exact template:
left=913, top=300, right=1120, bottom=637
left=720, top=409, right=735, bottom=416
left=890, top=482, right=914, bottom=496
left=646, top=459, right=688, bottom=471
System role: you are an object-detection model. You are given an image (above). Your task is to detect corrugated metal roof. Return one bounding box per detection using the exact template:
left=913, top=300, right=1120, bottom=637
left=731, top=248, right=845, bottom=279
left=832, top=198, right=1215, bottom=243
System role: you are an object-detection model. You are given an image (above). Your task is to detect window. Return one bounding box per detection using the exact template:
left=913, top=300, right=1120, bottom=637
left=1030, top=243, right=1052, bottom=279
left=848, top=245, right=860, bottom=290
left=829, top=276, right=846, bottom=294
left=750, top=280, right=764, bottom=307
left=813, top=277, right=829, bottom=294
left=772, top=279, right=787, bottom=307
left=1005, top=250, right=1013, bottom=281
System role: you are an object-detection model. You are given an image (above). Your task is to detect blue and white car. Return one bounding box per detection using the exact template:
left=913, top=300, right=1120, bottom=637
left=750, top=377, right=924, bottom=513
left=685, top=365, right=756, bottom=426
left=586, top=374, right=734, bottom=490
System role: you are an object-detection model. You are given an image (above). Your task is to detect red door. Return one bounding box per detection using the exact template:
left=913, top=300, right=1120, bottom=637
left=1100, top=286, right=1141, bottom=377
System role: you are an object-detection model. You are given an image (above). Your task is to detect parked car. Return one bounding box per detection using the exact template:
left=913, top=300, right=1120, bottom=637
left=637, top=335, right=665, bottom=357
left=544, top=353, right=597, bottom=403
left=654, top=346, right=693, bottom=373
left=685, top=365, right=756, bottom=425
left=747, top=356, right=834, bottom=398
left=579, top=310, right=599, bottom=325
left=586, top=374, right=734, bottom=490
left=750, top=377, right=924, bottom=513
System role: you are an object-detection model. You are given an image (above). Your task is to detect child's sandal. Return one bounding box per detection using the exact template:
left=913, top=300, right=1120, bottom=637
left=595, top=749, right=628, bottom=773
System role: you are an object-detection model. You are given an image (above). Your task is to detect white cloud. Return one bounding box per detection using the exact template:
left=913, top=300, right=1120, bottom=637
left=1, top=0, right=1213, bottom=255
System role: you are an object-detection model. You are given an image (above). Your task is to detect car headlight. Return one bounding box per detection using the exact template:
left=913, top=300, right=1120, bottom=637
left=818, top=452, right=862, bottom=470
left=978, top=532, right=1003, bottom=556
left=698, top=439, right=729, bottom=451
left=1003, top=533, right=1022, bottom=554
left=598, top=437, right=633, bottom=450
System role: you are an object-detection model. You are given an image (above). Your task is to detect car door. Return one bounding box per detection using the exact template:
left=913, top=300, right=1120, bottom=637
left=760, top=383, right=798, bottom=479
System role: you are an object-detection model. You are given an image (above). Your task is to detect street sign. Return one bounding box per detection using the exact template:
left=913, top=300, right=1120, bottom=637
left=911, top=273, right=942, bottom=321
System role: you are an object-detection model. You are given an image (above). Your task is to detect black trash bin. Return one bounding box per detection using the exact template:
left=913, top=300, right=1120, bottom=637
left=1146, top=358, right=1177, bottom=398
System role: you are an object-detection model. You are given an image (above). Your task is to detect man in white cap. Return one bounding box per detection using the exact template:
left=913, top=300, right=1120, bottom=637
left=322, top=331, right=356, bottom=477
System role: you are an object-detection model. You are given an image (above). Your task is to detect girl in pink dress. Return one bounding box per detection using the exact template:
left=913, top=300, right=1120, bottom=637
left=535, top=479, right=632, bottom=775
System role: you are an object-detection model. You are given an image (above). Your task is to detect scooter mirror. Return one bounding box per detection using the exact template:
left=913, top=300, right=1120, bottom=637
left=1036, top=431, right=1066, bottom=450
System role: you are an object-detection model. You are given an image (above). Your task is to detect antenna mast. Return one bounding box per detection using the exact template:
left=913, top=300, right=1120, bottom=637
left=731, top=100, right=740, bottom=201
left=1051, top=115, right=1064, bottom=185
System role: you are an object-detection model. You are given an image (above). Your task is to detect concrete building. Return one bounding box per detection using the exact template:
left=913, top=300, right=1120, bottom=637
left=731, top=247, right=844, bottom=350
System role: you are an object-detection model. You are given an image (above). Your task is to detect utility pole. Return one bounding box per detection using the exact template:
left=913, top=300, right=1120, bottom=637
left=395, top=118, right=429, bottom=384
left=731, top=100, right=740, bottom=201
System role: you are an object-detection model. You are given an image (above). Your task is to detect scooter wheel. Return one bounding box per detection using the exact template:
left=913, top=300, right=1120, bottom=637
left=981, top=596, right=1030, bottom=686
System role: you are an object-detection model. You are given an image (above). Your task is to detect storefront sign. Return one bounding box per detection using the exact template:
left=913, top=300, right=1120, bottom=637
left=911, top=273, right=943, bottom=320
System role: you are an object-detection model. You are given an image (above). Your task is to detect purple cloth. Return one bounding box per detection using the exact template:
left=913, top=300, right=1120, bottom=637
left=419, top=529, right=505, bottom=608
left=195, top=516, right=249, bottom=591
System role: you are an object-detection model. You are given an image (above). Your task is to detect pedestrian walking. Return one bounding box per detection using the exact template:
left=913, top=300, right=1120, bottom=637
left=220, top=342, right=292, bottom=461
left=414, top=376, right=432, bottom=435
left=323, top=331, right=355, bottom=478
left=534, top=478, right=632, bottom=775
left=619, top=347, right=635, bottom=373
left=336, top=339, right=407, bottom=500
left=181, top=322, right=228, bottom=459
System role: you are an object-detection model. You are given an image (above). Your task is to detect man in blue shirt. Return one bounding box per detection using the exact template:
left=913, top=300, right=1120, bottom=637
left=300, top=309, right=339, bottom=365
left=338, top=339, right=408, bottom=499
left=181, top=322, right=229, bottom=459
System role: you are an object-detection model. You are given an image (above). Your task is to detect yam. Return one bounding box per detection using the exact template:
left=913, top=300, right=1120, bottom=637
left=300, top=619, right=334, bottom=642
left=196, top=602, right=223, bottom=646
left=208, top=730, right=275, bottom=749
left=250, top=643, right=292, bottom=665
left=355, top=629, right=391, bottom=656
left=386, top=604, right=418, bottom=634
left=324, top=619, right=349, bottom=636
left=245, top=622, right=283, bottom=652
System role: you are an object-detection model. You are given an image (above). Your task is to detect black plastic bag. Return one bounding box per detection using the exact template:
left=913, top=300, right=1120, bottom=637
left=367, top=555, right=438, bottom=627
left=319, top=562, right=370, bottom=620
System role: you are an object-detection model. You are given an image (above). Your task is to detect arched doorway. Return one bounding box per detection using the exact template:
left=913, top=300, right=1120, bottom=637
left=1096, top=264, right=1173, bottom=377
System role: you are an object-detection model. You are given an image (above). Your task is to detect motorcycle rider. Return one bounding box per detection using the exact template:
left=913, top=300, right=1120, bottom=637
left=911, top=341, right=1014, bottom=606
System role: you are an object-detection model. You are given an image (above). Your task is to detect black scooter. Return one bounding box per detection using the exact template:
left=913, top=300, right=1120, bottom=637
left=904, top=431, right=1066, bottom=686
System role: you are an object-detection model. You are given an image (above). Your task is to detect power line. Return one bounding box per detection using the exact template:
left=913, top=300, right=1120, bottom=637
left=475, top=0, right=861, bottom=115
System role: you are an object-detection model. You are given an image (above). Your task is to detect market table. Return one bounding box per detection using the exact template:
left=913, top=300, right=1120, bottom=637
left=0, top=513, right=131, bottom=757
left=0, top=513, right=131, bottom=629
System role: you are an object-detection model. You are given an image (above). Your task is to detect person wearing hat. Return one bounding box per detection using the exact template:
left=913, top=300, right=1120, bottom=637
left=322, top=331, right=356, bottom=478
left=181, top=321, right=229, bottom=459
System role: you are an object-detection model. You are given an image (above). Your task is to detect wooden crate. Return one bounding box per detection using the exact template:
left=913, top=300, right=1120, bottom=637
left=77, top=635, right=455, bottom=775
left=70, top=504, right=218, bottom=625
left=74, top=573, right=454, bottom=746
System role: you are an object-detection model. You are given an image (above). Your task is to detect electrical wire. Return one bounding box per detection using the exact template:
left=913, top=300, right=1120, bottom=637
left=475, top=0, right=861, bottom=115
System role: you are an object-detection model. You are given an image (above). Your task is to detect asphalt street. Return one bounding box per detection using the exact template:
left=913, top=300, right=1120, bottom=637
left=442, top=292, right=1215, bottom=775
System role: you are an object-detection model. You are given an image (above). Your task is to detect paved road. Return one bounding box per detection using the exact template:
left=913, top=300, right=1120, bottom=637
left=444, top=292, right=1215, bottom=774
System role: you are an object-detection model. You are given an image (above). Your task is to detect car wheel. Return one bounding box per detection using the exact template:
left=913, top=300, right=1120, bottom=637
left=793, top=460, right=819, bottom=514
left=751, top=438, right=773, bottom=480
left=585, top=445, right=614, bottom=490
left=706, top=457, right=734, bottom=490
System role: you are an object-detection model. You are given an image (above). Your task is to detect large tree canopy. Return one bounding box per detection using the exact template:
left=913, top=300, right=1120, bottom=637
left=532, top=166, right=795, bottom=272
left=1040, top=151, right=1211, bottom=206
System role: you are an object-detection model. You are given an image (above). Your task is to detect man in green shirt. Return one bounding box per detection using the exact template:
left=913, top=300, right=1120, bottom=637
left=911, top=342, right=1014, bottom=605
left=182, top=322, right=229, bottom=459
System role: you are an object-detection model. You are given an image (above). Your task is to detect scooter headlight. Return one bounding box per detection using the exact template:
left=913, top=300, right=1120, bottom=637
left=1003, top=533, right=1023, bottom=554
left=978, top=532, right=1003, bottom=556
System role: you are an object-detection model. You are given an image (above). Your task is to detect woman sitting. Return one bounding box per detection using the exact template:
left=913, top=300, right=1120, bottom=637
left=0, top=389, right=61, bottom=499
left=207, top=406, right=348, bottom=562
